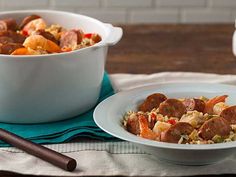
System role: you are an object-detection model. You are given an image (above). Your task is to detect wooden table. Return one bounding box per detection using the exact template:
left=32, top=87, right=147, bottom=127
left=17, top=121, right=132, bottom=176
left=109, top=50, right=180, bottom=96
left=1, top=24, right=236, bottom=177
left=107, top=24, right=235, bottom=74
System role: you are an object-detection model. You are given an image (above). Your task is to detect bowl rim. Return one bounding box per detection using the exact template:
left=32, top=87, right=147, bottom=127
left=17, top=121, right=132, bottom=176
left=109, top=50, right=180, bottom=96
left=0, top=9, right=110, bottom=58
left=94, top=82, right=236, bottom=151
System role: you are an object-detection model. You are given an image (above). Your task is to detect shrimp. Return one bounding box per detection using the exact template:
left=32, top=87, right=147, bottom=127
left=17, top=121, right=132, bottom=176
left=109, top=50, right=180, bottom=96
left=23, top=35, right=60, bottom=53
left=11, top=47, right=41, bottom=55
left=139, top=115, right=159, bottom=140
left=213, top=102, right=229, bottom=115
left=204, top=95, right=228, bottom=114
left=23, top=18, right=46, bottom=35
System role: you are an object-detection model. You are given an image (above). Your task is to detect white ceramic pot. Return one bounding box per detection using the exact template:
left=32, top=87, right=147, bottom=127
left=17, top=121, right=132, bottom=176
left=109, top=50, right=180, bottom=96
left=0, top=10, right=122, bottom=123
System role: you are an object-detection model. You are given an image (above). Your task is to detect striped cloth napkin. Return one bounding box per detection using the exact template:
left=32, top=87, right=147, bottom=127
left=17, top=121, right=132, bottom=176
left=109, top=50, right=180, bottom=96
left=1, top=72, right=236, bottom=176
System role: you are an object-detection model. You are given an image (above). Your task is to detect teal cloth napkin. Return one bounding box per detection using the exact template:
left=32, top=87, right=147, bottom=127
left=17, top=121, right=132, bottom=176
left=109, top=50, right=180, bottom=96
left=0, top=73, right=115, bottom=147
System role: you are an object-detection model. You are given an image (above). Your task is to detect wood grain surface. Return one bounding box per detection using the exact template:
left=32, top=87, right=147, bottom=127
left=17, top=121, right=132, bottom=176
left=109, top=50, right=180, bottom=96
left=1, top=24, right=236, bottom=177
left=106, top=24, right=235, bottom=74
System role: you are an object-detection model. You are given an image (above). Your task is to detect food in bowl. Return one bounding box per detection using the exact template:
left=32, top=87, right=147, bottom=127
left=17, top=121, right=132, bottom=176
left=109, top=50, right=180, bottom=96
left=123, top=93, right=236, bottom=144
left=0, top=14, right=102, bottom=55
left=0, top=10, right=122, bottom=123
left=94, top=83, right=236, bottom=165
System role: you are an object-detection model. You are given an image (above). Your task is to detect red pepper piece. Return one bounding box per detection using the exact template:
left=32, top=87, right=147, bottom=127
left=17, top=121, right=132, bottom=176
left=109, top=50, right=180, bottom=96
left=22, top=30, right=28, bottom=36
left=84, top=33, right=92, bottom=38
left=167, top=119, right=176, bottom=125
left=150, top=113, right=156, bottom=121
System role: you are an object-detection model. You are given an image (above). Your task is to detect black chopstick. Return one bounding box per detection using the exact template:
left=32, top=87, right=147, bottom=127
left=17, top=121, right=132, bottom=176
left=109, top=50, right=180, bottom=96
left=0, top=128, right=77, bottom=171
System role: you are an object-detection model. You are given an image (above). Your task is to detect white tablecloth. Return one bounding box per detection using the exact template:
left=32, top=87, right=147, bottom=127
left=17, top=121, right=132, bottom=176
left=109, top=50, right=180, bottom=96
left=1, top=72, right=236, bottom=176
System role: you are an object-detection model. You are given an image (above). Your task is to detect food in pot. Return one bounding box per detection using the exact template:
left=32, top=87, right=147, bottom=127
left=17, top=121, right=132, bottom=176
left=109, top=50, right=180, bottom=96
left=0, top=14, right=102, bottom=55
left=123, top=93, right=236, bottom=144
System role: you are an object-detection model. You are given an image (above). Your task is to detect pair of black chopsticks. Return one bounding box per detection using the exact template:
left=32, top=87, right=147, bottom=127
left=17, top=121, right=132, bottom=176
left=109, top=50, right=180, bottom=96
left=0, top=128, right=77, bottom=171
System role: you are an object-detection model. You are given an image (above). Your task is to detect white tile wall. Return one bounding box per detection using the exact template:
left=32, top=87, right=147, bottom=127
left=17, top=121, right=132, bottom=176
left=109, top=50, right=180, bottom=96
left=2, top=0, right=49, bottom=8
left=51, top=0, right=100, bottom=8
left=182, top=9, right=232, bottom=23
left=130, top=10, right=179, bottom=24
left=78, top=9, right=127, bottom=24
left=156, top=0, right=206, bottom=7
left=209, top=0, right=236, bottom=8
left=103, top=0, right=153, bottom=8
left=0, top=0, right=235, bottom=24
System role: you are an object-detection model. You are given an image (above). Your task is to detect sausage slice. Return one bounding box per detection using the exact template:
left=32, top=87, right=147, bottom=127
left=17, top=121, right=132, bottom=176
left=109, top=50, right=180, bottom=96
left=60, top=30, right=78, bottom=49
left=126, top=114, right=140, bottom=135
left=0, top=18, right=17, bottom=31
left=19, top=14, right=41, bottom=29
left=0, top=43, right=23, bottom=54
left=34, top=29, right=58, bottom=44
left=0, top=21, right=7, bottom=31
left=0, top=36, right=14, bottom=44
left=160, top=122, right=194, bottom=143
left=0, top=31, right=26, bottom=44
left=138, top=93, right=167, bottom=112
left=75, top=29, right=84, bottom=44
left=91, top=34, right=102, bottom=43
left=220, top=106, right=236, bottom=124
left=182, top=98, right=205, bottom=112
left=159, top=99, right=186, bottom=118
left=199, top=117, right=231, bottom=140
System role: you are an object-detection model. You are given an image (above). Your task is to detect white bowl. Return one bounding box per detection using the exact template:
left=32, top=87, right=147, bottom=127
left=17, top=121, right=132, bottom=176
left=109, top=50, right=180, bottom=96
left=94, top=83, right=236, bottom=165
left=0, top=10, right=122, bottom=123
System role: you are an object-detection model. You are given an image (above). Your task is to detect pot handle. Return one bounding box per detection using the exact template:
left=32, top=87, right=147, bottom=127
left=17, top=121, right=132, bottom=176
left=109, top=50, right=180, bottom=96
left=102, top=23, right=123, bottom=46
